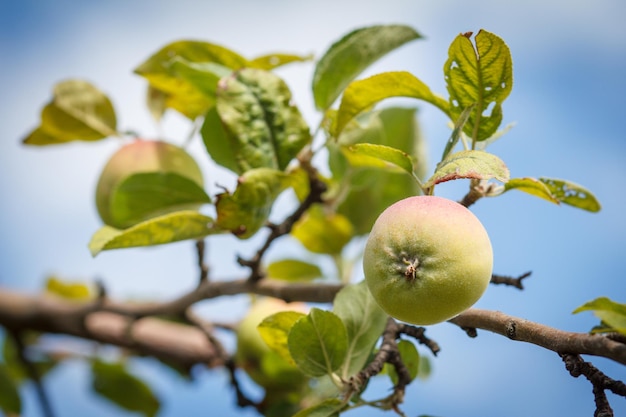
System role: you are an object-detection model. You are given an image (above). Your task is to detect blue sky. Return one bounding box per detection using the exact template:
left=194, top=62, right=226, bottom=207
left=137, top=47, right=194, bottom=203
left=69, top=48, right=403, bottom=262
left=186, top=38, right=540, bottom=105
left=1, top=1, right=625, bottom=416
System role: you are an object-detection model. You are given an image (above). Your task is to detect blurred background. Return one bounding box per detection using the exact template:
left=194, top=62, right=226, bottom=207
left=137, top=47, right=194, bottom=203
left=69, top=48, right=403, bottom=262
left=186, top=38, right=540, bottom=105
left=1, top=0, right=625, bottom=416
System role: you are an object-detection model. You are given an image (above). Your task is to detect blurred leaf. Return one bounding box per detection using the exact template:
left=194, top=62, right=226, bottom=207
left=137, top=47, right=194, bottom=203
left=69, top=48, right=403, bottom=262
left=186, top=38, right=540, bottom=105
left=89, top=210, right=216, bottom=256
left=146, top=86, right=168, bottom=121
left=23, top=79, right=117, bottom=145
left=92, top=360, right=159, bottom=417
left=293, top=398, right=346, bottom=417
left=417, top=355, right=432, bottom=380
left=503, top=177, right=559, bottom=204
left=217, top=68, right=311, bottom=171
left=313, top=24, right=422, bottom=110
left=425, top=150, right=509, bottom=189
left=0, top=364, right=21, bottom=415
left=291, top=204, right=353, bottom=254
left=109, top=172, right=211, bottom=228
left=385, top=340, right=419, bottom=385
left=134, top=40, right=249, bottom=119
left=258, top=311, right=307, bottom=364
left=342, top=143, right=416, bottom=176
left=215, top=168, right=291, bottom=239
left=444, top=30, right=513, bottom=141
left=249, top=53, right=313, bottom=70
left=169, top=58, right=231, bottom=98
left=266, top=259, right=323, bottom=282
left=441, top=104, right=475, bottom=160
left=333, top=282, right=388, bottom=376
left=201, top=106, right=240, bottom=173
left=539, top=178, right=601, bottom=212
left=288, top=309, right=348, bottom=377
left=45, top=276, right=93, bottom=301
left=573, top=297, right=626, bottom=335
left=334, top=71, right=449, bottom=137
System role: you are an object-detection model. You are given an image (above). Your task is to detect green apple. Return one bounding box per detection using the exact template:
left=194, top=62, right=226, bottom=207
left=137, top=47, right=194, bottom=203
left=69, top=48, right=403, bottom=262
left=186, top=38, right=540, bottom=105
left=363, top=195, right=493, bottom=325
left=235, top=298, right=309, bottom=392
left=95, top=139, right=204, bottom=228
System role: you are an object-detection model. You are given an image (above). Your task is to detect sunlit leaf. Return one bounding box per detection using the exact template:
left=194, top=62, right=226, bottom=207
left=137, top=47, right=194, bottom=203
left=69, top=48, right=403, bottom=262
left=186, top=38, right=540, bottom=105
left=109, top=172, right=211, bottom=228
left=266, top=259, right=323, bottom=282
left=258, top=311, right=307, bottom=364
left=539, top=178, right=601, bottom=212
left=333, top=282, right=387, bottom=376
left=92, top=360, right=159, bottom=417
left=169, top=58, right=231, bottom=98
left=385, top=340, right=420, bottom=385
left=217, top=68, right=311, bottom=171
left=503, top=177, right=559, bottom=204
left=215, top=168, right=291, bottom=239
left=23, top=79, right=117, bottom=145
left=89, top=211, right=215, bottom=256
left=425, top=150, right=509, bottom=189
left=0, top=364, right=21, bottom=415
left=444, top=30, right=513, bottom=141
left=288, top=309, right=348, bottom=377
left=334, top=71, right=449, bottom=137
left=45, top=276, right=93, bottom=301
left=291, top=204, right=354, bottom=254
left=342, top=143, right=416, bottom=176
left=313, top=24, right=422, bottom=110
left=249, top=53, right=313, bottom=70
left=293, top=398, right=346, bottom=417
left=573, top=297, right=626, bottom=335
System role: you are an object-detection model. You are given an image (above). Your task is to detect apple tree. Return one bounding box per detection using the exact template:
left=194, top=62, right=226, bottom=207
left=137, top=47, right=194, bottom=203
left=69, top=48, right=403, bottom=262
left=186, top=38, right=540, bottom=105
left=0, top=24, right=624, bottom=417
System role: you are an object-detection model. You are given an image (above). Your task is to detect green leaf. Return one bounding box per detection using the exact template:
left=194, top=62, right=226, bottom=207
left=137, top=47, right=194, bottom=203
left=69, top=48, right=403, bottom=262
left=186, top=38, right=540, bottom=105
left=441, top=104, right=475, bottom=161
left=266, top=259, right=323, bottom=282
left=249, top=53, right=313, bottom=70
left=215, top=168, right=291, bottom=239
left=334, top=71, right=449, bottom=137
left=313, top=24, right=422, bottom=110
left=169, top=58, right=232, bottom=99
left=258, top=311, right=307, bottom=364
left=45, top=276, right=93, bottom=301
left=444, top=30, right=513, bottom=141
left=539, top=178, right=601, bottom=212
left=385, top=340, right=420, bottom=385
left=0, top=364, right=21, bottom=414
left=333, top=282, right=388, bottom=377
left=109, top=172, right=211, bottom=228
left=134, top=40, right=249, bottom=119
left=293, top=398, right=346, bottom=417
left=503, top=177, right=559, bottom=204
left=291, top=204, right=354, bottom=255
left=342, top=143, right=416, bottom=176
left=201, top=106, right=241, bottom=173
left=23, top=79, right=118, bottom=145
left=91, top=360, right=160, bottom=417
left=425, top=150, right=509, bottom=189
left=89, top=210, right=216, bottom=256
left=573, top=297, right=626, bottom=335
left=217, top=68, right=311, bottom=171
left=288, top=308, right=349, bottom=377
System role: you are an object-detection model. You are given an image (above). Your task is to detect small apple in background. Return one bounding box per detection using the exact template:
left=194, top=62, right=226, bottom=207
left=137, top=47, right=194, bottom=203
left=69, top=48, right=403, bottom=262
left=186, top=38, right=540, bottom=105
left=235, top=297, right=309, bottom=392
left=363, top=195, right=493, bottom=325
left=95, top=139, right=204, bottom=228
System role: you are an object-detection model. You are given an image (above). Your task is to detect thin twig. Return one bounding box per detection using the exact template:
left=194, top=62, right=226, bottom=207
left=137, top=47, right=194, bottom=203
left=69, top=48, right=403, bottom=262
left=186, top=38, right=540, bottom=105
left=196, top=239, right=210, bottom=285
left=396, top=323, right=441, bottom=356
left=490, top=271, right=532, bottom=290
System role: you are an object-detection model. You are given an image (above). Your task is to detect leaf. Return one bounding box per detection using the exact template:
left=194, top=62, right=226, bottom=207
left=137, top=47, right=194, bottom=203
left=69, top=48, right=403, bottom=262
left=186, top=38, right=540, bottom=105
left=89, top=211, right=216, bottom=256
left=539, top=178, right=601, bottom=212
left=23, top=79, right=117, bottom=145
left=0, top=364, right=21, bottom=414
left=441, top=104, right=475, bottom=161
left=134, top=40, right=249, bottom=119
left=444, top=30, right=513, bottom=141
left=109, top=172, right=211, bottom=228
left=266, top=259, right=323, bottom=282
left=217, top=68, right=311, bottom=171
left=385, top=340, right=420, bottom=385
left=292, top=398, right=346, bottom=417
left=425, top=150, right=509, bottom=188
left=291, top=204, right=354, bottom=254
left=2, top=335, right=57, bottom=383
left=313, top=24, right=422, bottom=110
left=342, top=143, right=416, bottom=176
left=333, top=282, right=388, bottom=377
left=91, top=360, right=160, bottom=417
left=249, top=53, right=313, bottom=70
left=334, top=71, right=449, bottom=137
left=215, top=168, right=291, bottom=239
left=169, top=58, right=232, bottom=98
left=201, top=106, right=240, bottom=173
left=258, top=311, right=307, bottom=364
left=573, top=297, right=626, bottom=335
left=503, top=177, right=559, bottom=204
left=288, top=308, right=349, bottom=377
left=45, top=276, right=93, bottom=301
